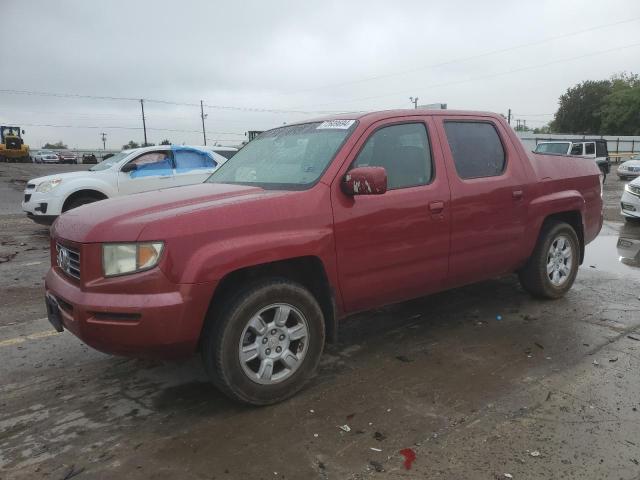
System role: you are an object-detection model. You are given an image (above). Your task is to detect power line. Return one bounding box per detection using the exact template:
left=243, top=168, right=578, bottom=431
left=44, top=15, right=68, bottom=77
left=12, top=121, right=245, bottom=136
left=283, top=16, right=640, bottom=95
left=0, top=88, right=348, bottom=115
left=303, top=41, right=640, bottom=108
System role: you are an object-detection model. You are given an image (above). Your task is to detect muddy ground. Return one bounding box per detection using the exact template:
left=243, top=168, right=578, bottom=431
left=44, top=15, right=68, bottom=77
left=1, top=163, right=640, bottom=480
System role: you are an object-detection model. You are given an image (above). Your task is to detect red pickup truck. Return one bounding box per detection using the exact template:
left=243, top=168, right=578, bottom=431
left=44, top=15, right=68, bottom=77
left=46, top=110, right=603, bottom=405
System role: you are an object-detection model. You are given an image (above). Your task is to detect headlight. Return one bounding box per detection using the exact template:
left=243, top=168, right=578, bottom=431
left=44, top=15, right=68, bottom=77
left=626, top=183, right=640, bottom=196
left=36, top=178, right=63, bottom=193
left=102, top=242, right=164, bottom=277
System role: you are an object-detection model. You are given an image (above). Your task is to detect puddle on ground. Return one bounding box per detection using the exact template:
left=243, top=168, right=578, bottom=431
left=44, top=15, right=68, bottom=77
left=582, top=221, right=640, bottom=280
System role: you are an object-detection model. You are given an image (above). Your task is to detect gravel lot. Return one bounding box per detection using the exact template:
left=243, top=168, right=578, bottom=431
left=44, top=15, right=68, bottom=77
left=1, top=163, right=640, bottom=479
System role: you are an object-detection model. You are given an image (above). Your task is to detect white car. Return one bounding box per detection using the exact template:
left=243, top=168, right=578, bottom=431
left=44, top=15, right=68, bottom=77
left=621, top=176, right=640, bottom=222
left=618, top=155, right=640, bottom=180
left=33, top=150, right=60, bottom=164
left=22, top=145, right=227, bottom=225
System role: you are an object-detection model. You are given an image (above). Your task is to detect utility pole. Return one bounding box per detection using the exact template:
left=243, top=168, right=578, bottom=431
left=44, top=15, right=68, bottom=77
left=507, top=108, right=511, bottom=125
left=409, top=96, right=419, bottom=109
left=200, top=100, right=207, bottom=146
left=100, top=132, right=107, bottom=150
left=140, top=99, right=148, bottom=146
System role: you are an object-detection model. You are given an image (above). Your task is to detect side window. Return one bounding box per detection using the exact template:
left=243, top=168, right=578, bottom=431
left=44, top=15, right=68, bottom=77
left=174, top=150, right=216, bottom=173
left=351, top=123, right=432, bottom=189
left=444, top=121, right=506, bottom=179
left=585, top=143, right=595, bottom=155
left=570, top=144, right=583, bottom=156
left=128, top=151, right=173, bottom=178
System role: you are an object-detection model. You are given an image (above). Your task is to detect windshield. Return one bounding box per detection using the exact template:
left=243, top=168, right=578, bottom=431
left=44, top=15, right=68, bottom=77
left=206, top=121, right=357, bottom=189
left=534, top=142, right=570, bottom=154
left=89, top=151, right=130, bottom=171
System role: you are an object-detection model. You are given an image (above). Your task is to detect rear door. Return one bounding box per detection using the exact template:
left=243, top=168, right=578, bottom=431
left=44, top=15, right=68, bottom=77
left=117, top=150, right=175, bottom=195
left=435, top=116, right=528, bottom=288
left=332, top=116, right=451, bottom=312
left=173, top=147, right=219, bottom=187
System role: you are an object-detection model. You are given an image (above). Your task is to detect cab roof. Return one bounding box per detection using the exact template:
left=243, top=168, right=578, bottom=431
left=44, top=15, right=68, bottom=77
left=287, top=108, right=503, bottom=128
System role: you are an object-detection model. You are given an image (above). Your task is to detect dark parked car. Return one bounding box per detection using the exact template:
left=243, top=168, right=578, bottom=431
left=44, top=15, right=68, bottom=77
left=58, top=151, right=79, bottom=164
left=82, top=153, right=98, bottom=164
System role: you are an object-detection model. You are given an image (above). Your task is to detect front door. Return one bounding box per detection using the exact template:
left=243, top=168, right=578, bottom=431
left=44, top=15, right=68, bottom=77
left=117, top=150, right=175, bottom=195
left=332, top=117, right=451, bottom=313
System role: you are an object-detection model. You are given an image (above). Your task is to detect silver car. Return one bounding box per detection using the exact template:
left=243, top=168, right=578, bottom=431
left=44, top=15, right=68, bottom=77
left=618, top=155, right=640, bottom=180
left=33, top=151, right=60, bottom=164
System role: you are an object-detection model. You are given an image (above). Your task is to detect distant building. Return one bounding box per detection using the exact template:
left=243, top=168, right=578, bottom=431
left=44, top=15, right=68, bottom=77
left=246, top=131, right=263, bottom=142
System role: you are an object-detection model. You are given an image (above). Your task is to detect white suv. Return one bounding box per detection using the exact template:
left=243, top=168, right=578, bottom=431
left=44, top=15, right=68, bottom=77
left=22, top=145, right=226, bottom=225
left=534, top=140, right=611, bottom=181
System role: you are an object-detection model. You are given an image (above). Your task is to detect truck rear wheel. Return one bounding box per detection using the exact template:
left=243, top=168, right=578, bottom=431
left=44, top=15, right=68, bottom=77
left=518, top=222, right=579, bottom=299
left=202, top=278, right=325, bottom=405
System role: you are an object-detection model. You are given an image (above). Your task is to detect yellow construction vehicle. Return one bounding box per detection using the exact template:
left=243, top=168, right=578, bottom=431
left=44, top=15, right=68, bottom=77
left=0, top=126, right=30, bottom=162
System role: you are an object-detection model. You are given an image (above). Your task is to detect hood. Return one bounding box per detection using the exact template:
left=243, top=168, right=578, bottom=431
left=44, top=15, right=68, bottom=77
left=28, top=170, right=98, bottom=186
left=630, top=175, right=640, bottom=187
left=52, top=182, right=289, bottom=243
left=621, top=160, right=640, bottom=168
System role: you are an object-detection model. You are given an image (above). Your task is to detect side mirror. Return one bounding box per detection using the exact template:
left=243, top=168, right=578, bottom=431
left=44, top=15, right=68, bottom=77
left=120, top=162, right=138, bottom=173
left=341, top=166, right=387, bottom=196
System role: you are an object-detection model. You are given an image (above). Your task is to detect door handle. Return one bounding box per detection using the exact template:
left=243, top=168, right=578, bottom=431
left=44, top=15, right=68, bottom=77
left=159, top=175, right=172, bottom=179
left=429, top=201, right=445, bottom=214
left=512, top=189, right=523, bottom=200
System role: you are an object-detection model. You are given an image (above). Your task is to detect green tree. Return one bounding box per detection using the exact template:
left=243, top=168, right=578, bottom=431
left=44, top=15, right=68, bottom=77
left=533, top=124, right=552, bottom=134
left=160, top=139, right=171, bottom=145
left=42, top=141, right=67, bottom=149
left=600, top=73, right=640, bottom=135
left=550, top=80, right=612, bottom=134
left=122, top=140, right=140, bottom=150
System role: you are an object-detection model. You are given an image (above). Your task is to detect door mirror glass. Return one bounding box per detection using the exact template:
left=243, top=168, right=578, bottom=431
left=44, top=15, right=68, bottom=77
left=342, top=166, right=387, bottom=196
left=120, top=162, right=138, bottom=173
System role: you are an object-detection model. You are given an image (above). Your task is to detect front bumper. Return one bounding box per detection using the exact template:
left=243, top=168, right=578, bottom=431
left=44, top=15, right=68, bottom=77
left=621, top=189, right=640, bottom=218
left=618, top=168, right=640, bottom=178
left=22, top=190, right=65, bottom=218
left=44, top=266, right=216, bottom=359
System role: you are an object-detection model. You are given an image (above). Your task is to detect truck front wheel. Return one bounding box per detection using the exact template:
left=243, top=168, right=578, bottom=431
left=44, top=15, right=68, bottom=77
left=518, top=222, right=580, bottom=299
left=202, top=278, right=325, bottom=405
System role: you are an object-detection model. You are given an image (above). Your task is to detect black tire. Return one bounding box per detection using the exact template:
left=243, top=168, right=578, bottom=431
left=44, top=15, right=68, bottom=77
left=62, top=195, right=102, bottom=212
left=201, top=278, right=325, bottom=405
left=518, top=221, right=580, bottom=299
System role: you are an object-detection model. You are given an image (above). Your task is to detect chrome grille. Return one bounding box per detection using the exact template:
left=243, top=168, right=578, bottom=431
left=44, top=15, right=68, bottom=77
left=56, top=243, right=81, bottom=280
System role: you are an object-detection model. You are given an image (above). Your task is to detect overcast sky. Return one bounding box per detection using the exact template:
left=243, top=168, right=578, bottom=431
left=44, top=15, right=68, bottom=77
left=2, top=0, right=640, bottom=150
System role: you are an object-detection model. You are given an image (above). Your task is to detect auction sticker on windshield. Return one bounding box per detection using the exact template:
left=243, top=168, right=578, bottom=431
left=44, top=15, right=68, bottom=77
left=317, top=120, right=356, bottom=129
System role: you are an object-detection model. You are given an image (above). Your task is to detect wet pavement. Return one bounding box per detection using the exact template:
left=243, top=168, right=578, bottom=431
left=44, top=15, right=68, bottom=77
left=1, top=164, right=640, bottom=479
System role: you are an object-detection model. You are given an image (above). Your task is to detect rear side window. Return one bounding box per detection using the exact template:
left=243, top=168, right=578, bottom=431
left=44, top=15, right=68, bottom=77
left=174, top=150, right=216, bottom=173
left=595, top=142, right=608, bottom=157
left=352, top=123, right=432, bottom=189
left=585, top=143, right=595, bottom=155
left=444, top=122, right=505, bottom=179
